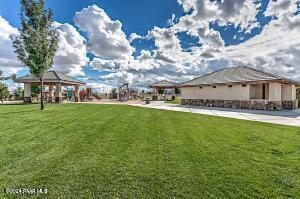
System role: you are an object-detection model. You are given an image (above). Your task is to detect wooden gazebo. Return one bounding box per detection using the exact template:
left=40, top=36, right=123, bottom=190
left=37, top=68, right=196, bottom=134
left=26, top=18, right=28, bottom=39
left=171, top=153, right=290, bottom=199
left=15, top=71, right=85, bottom=103
left=149, top=80, right=177, bottom=100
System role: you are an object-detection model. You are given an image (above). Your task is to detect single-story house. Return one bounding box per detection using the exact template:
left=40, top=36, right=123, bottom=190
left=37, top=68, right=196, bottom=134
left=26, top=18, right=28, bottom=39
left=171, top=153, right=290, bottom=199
left=179, top=66, right=300, bottom=110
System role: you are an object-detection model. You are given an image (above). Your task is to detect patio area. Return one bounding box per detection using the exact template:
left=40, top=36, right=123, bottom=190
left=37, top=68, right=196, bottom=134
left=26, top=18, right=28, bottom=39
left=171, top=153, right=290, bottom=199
left=131, top=101, right=300, bottom=127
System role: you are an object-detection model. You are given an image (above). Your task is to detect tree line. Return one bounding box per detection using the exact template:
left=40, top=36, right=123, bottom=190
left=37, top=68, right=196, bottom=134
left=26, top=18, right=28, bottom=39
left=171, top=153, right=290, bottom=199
left=0, top=84, right=42, bottom=103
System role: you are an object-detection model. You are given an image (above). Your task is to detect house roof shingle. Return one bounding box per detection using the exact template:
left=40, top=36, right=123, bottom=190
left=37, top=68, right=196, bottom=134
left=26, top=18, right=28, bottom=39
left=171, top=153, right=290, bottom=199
left=15, top=71, right=85, bottom=85
left=180, top=66, right=300, bottom=87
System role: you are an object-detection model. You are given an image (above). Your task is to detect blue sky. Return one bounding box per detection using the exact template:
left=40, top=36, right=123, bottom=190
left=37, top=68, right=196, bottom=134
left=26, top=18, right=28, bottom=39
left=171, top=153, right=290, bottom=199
left=0, top=0, right=186, bottom=89
left=0, top=0, right=184, bottom=33
left=0, top=0, right=299, bottom=90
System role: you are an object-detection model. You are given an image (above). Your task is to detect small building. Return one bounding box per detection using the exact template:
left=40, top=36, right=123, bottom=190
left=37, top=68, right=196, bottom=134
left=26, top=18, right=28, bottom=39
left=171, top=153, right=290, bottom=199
left=15, top=71, right=85, bottom=103
left=179, top=66, right=300, bottom=110
left=149, top=80, right=177, bottom=101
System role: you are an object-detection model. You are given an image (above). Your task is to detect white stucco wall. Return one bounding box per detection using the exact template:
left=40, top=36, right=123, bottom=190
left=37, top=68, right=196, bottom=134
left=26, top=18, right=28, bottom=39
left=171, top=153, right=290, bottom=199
left=249, top=84, right=269, bottom=100
left=269, top=82, right=282, bottom=101
left=250, top=84, right=262, bottom=99
left=282, top=84, right=296, bottom=101
left=181, top=84, right=250, bottom=100
left=181, top=82, right=296, bottom=101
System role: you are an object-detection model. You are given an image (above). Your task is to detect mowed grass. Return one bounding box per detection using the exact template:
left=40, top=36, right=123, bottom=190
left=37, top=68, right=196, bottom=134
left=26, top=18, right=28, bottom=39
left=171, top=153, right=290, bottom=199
left=0, top=104, right=299, bottom=198
left=165, top=97, right=181, bottom=104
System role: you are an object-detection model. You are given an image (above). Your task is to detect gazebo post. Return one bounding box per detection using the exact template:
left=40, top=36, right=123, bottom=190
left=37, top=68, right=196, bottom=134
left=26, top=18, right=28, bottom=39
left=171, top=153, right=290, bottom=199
left=172, top=87, right=176, bottom=100
left=55, top=82, right=62, bottom=103
left=75, top=85, right=80, bottom=102
left=153, top=87, right=158, bottom=100
left=48, top=85, right=54, bottom=103
left=24, top=83, right=32, bottom=103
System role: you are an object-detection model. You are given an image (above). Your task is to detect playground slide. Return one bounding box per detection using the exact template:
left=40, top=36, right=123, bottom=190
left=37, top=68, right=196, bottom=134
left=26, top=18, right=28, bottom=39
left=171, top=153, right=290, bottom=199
left=92, top=93, right=102, bottom=100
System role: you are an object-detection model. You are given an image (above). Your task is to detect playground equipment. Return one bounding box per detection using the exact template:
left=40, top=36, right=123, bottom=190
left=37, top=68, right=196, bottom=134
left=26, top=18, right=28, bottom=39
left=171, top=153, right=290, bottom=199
left=79, top=87, right=92, bottom=101
left=109, top=88, right=118, bottom=99
left=107, top=83, right=141, bottom=102
left=80, top=87, right=103, bottom=101
left=118, top=83, right=129, bottom=101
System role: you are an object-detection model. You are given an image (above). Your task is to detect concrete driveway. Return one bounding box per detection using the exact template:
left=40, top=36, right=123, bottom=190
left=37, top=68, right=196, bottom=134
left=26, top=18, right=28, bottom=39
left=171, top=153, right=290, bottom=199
left=130, top=101, right=300, bottom=127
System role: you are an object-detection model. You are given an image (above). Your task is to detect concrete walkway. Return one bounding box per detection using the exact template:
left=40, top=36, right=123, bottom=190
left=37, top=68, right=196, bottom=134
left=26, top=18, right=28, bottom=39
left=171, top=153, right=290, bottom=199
left=130, top=101, right=300, bottom=127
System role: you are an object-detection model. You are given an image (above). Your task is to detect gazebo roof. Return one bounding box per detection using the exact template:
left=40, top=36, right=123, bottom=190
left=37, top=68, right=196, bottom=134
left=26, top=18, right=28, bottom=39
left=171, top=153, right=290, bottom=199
left=149, top=80, right=177, bottom=88
left=15, top=71, right=85, bottom=85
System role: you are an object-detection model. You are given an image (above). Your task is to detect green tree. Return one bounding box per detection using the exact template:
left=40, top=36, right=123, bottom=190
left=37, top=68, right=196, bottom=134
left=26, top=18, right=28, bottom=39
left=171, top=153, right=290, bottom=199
left=158, top=88, right=164, bottom=95
left=14, top=87, right=24, bottom=100
left=0, top=82, right=9, bottom=103
left=31, top=85, right=41, bottom=100
left=11, top=0, right=58, bottom=110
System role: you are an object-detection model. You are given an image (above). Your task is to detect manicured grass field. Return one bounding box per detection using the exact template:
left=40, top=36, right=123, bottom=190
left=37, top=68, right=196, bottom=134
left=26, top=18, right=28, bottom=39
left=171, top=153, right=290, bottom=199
left=165, top=97, right=181, bottom=104
left=0, top=104, right=299, bottom=198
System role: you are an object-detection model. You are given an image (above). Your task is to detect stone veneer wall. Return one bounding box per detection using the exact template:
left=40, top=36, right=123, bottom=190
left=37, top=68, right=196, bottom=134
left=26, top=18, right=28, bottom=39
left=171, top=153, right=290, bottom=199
left=282, top=100, right=297, bottom=109
left=180, top=99, right=293, bottom=111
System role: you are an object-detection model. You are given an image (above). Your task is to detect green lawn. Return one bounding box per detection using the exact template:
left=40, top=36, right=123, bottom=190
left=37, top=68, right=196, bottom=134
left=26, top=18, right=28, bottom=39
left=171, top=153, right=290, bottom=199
left=165, top=97, right=181, bottom=104
left=0, top=104, right=299, bottom=198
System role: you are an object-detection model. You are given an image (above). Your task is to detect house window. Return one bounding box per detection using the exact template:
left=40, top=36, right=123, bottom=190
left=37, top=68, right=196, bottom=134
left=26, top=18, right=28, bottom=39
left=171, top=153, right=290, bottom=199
left=242, top=84, right=247, bottom=87
left=213, top=86, right=216, bottom=88
left=228, top=85, right=233, bottom=88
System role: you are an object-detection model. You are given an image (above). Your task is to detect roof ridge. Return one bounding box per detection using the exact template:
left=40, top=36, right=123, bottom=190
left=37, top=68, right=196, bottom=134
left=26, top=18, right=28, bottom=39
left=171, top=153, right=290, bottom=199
left=52, top=70, right=61, bottom=81
left=238, top=66, right=300, bottom=85
left=238, top=66, right=281, bottom=79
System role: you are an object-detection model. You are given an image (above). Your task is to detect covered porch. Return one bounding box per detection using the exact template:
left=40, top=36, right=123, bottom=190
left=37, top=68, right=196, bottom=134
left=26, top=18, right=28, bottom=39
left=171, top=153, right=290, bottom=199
left=15, top=71, right=85, bottom=103
left=249, top=82, right=298, bottom=109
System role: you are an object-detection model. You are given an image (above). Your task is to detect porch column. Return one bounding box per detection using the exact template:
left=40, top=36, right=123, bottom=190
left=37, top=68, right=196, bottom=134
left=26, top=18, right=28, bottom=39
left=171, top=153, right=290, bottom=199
left=48, top=85, right=54, bottom=103
left=24, top=83, right=32, bottom=103
left=152, top=87, right=157, bottom=100
left=269, top=82, right=282, bottom=101
left=55, top=83, right=62, bottom=103
left=75, top=85, right=80, bottom=102
left=282, top=84, right=296, bottom=101
left=172, top=87, right=176, bottom=95
left=172, top=87, right=176, bottom=100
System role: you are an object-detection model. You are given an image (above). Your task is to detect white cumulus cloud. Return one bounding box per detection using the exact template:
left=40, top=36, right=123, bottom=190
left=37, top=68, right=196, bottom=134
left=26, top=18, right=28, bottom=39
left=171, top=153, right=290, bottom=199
left=177, top=0, right=259, bottom=29
left=222, top=0, right=300, bottom=79
left=0, top=16, right=88, bottom=78
left=0, top=16, right=23, bottom=75
left=74, top=5, right=134, bottom=60
left=92, top=0, right=300, bottom=87
left=52, top=22, right=89, bottom=76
